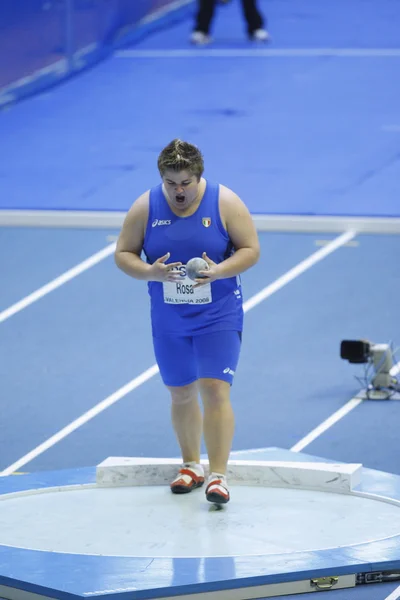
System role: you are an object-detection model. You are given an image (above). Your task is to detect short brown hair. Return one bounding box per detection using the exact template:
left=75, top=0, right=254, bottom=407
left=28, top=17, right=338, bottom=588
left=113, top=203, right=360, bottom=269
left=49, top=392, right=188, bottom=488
left=157, top=139, right=204, bottom=180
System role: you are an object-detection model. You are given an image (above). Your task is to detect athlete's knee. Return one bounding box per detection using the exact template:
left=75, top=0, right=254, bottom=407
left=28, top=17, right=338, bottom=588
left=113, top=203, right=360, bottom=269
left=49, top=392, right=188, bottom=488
left=199, top=378, right=230, bottom=403
left=168, top=382, right=198, bottom=405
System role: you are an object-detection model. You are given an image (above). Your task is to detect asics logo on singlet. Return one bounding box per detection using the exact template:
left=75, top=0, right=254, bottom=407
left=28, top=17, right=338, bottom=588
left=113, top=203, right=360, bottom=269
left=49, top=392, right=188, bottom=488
left=223, top=367, right=235, bottom=376
left=152, top=219, right=171, bottom=227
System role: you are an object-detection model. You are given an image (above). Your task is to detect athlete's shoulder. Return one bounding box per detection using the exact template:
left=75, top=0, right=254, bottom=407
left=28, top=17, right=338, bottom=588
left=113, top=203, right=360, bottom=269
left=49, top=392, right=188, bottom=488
left=116, top=190, right=150, bottom=254
left=218, top=183, right=241, bottom=201
left=136, top=189, right=151, bottom=204
left=218, top=184, right=248, bottom=216
left=127, top=189, right=150, bottom=217
left=132, top=182, right=162, bottom=208
left=120, top=190, right=151, bottom=238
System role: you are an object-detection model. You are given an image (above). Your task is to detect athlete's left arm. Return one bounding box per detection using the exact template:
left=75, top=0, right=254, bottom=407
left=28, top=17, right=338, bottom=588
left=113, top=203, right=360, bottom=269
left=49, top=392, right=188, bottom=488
left=200, top=187, right=260, bottom=281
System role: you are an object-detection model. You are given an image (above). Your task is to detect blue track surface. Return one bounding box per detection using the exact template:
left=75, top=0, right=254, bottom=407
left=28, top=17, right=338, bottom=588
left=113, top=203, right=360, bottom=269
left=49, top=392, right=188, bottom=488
left=1, top=229, right=400, bottom=600
left=1, top=2, right=400, bottom=599
left=0, top=0, right=399, bottom=216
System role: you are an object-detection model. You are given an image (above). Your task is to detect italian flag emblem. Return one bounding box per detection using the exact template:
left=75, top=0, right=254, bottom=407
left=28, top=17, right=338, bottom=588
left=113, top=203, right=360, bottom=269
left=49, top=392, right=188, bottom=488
left=202, top=217, right=211, bottom=228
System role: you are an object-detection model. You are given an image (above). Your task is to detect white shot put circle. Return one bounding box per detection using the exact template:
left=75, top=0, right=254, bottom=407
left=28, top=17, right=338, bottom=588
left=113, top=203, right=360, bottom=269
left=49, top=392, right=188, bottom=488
left=0, top=459, right=399, bottom=558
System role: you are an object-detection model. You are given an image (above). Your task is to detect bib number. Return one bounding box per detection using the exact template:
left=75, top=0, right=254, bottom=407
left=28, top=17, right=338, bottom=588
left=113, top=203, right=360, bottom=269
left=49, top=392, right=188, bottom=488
left=163, top=266, right=212, bottom=305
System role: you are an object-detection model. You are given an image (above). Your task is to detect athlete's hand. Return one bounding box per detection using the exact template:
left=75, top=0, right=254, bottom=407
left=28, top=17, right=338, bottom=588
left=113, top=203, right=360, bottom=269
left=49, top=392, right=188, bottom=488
left=193, top=252, right=221, bottom=287
left=149, top=253, right=182, bottom=282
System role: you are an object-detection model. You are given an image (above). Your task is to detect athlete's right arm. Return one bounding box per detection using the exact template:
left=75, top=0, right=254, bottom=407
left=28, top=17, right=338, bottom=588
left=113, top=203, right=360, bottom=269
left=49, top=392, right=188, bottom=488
left=114, top=192, right=181, bottom=282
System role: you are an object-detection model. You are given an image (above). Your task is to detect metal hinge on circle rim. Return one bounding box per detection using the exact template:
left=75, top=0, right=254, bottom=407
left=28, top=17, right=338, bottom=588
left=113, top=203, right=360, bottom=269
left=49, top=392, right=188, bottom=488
left=310, top=576, right=339, bottom=590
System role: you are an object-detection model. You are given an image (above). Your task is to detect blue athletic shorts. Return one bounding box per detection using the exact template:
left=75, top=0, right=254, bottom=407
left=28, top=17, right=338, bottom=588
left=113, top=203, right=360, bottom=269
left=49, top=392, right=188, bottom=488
left=152, top=330, right=242, bottom=387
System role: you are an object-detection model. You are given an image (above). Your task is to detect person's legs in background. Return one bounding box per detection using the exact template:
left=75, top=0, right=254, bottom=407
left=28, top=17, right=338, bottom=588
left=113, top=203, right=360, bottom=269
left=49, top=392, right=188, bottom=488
left=241, top=0, right=269, bottom=40
left=191, top=0, right=217, bottom=45
left=191, top=0, right=269, bottom=44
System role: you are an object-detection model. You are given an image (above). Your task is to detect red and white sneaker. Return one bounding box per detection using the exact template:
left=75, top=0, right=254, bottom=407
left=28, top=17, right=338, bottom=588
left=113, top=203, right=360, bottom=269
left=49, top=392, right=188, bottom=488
left=206, top=473, right=230, bottom=504
left=170, top=463, right=205, bottom=494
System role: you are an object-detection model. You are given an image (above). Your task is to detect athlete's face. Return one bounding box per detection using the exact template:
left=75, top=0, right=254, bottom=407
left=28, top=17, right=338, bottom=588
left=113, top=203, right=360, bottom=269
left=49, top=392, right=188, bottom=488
left=162, top=170, right=201, bottom=211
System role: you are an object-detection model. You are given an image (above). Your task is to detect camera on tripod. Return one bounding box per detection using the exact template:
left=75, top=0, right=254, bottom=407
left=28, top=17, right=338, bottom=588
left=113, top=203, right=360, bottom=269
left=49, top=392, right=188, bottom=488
left=340, top=340, right=399, bottom=397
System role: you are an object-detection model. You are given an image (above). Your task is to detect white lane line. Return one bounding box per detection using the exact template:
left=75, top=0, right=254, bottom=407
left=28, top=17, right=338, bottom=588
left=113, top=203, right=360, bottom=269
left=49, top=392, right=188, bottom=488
left=1, top=366, right=160, bottom=477
left=139, top=0, right=193, bottom=25
left=116, top=48, right=400, bottom=59
left=391, top=362, right=400, bottom=377
left=0, top=230, right=356, bottom=476
left=384, top=585, right=400, bottom=600
left=290, top=359, right=400, bottom=453
left=0, top=243, right=117, bottom=324
left=243, top=230, right=356, bottom=312
left=290, top=399, right=363, bottom=452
